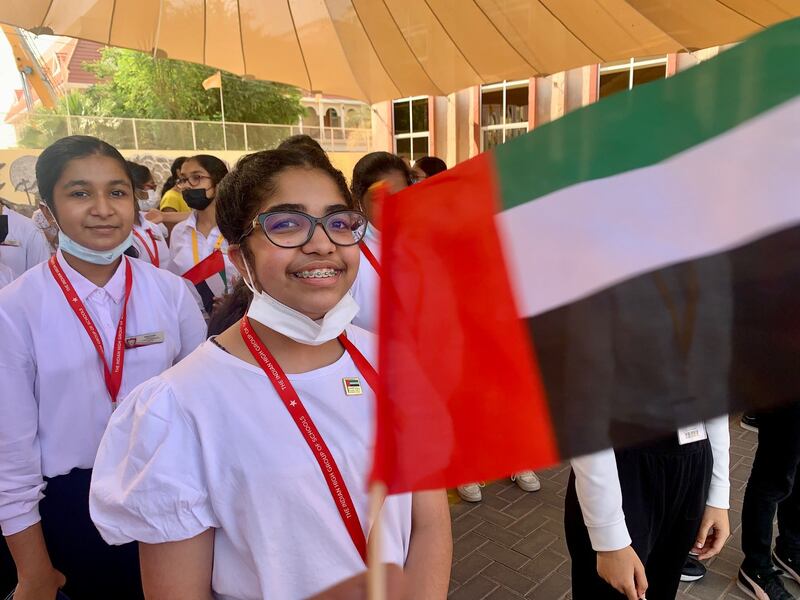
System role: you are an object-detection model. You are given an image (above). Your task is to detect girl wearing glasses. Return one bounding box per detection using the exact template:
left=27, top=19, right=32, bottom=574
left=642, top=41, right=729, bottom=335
left=166, top=155, right=238, bottom=315
left=0, top=136, right=206, bottom=600
left=90, top=148, right=452, bottom=599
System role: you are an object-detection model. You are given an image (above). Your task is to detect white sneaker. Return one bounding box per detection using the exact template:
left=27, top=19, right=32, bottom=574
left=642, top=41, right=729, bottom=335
left=511, top=470, right=541, bottom=492
left=456, top=482, right=484, bottom=502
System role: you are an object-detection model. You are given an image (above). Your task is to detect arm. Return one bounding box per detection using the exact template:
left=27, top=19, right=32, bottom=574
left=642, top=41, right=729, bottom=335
left=694, top=416, right=730, bottom=559
left=139, top=529, right=215, bottom=600
left=571, top=450, right=647, bottom=600
left=402, top=490, right=451, bottom=600
left=5, top=524, right=65, bottom=600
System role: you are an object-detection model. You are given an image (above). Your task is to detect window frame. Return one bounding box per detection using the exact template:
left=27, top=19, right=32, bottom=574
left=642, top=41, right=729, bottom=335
left=392, top=95, right=430, bottom=159
left=597, top=56, right=668, bottom=97
left=480, top=79, right=529, bottom=151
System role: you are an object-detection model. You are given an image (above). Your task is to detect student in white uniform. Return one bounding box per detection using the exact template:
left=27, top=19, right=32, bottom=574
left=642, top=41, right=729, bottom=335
left=127, top=161, right=169, bottom=269
left=0, top=204, right=51, bottom=279
left=565, top=416, right=731, bottom=600
left=0, top=135, right=207, bottom=600
left=167, top=154, right=237, bottom=313
left=90, top=148, right=453, bottom=600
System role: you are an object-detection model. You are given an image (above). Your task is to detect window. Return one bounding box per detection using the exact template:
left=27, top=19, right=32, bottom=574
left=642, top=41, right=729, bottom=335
left=324, top=108, right=341, bottom=128
left=393, top=96, right=429, bottom=161
left=598, top=57, right=667, bottom=99
left=480, top=80, right=528, bottom=151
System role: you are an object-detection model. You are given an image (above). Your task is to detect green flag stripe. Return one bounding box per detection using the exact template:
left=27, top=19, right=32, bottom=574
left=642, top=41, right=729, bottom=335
left=494, top=18, right=800, bottom=211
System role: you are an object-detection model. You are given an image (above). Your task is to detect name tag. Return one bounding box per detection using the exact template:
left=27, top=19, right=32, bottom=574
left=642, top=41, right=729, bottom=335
left=125, top=331, right=165, bottom=348
left=677, top=422, right=707, bottom=445
left=342, top=377, right=363, bottom=396
left=0, top=239, right=20, bottom=247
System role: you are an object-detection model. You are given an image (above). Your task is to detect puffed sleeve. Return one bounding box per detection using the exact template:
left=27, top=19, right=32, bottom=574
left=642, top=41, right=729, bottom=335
left=89, top=378, right=219, bottom=545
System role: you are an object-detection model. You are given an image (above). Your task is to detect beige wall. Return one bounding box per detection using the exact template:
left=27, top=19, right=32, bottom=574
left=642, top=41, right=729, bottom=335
left=0, top=148, right=367, bottom=210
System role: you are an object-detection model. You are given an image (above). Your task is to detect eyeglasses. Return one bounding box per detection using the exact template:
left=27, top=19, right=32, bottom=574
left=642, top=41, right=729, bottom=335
left=241, top=209, right=368, bottom=248
left=176, top=174, right=212, bottom=187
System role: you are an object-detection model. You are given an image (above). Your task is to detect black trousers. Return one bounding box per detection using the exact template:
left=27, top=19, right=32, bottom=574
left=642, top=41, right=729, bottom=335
left=0, top=469, right=143, bottom=600
left=565, top=436, right=712, bottom=600
left=742, top=401, right=800, bottom=572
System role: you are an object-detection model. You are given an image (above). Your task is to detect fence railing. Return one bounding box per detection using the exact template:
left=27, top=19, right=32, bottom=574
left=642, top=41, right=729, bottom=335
left=16, top=114, right=373, bottom=153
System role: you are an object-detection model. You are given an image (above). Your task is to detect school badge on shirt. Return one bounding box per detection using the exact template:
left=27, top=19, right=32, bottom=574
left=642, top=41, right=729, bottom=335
left=343, top=377, right=363, bottom=396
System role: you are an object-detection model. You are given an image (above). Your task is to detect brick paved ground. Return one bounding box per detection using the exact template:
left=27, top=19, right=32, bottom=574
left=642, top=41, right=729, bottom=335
left=447, top=417, right=800, bottom=599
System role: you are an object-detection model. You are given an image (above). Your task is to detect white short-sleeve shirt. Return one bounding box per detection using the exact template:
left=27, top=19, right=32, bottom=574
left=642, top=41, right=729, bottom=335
left=91, top=326, right=412, bottom=600
left=167, top=211, right=238, bottom=297
left=0, top=206, right=51, bottom=279
left=351, top=227, right=380, bottom=332
left=0, top=251, right=207, bottom=536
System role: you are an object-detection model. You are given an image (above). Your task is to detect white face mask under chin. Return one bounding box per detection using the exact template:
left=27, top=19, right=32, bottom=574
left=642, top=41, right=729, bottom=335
left=241, top=260, right=360, bottom=346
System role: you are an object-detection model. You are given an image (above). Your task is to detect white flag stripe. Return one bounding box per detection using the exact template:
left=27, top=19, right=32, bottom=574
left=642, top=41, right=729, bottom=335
left=498, top=96, right=800, bottom=318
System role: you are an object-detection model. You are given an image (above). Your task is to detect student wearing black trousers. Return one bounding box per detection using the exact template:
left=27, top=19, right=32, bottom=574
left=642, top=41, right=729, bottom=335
left=738, top=401, right=800, bottom=600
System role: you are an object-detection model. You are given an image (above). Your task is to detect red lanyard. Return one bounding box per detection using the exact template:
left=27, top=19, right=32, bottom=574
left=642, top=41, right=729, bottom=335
left=239, top=316, right=375, bottom=564
left=133, top=228, right=160, bottom=267
left=359, top=241, right=381, bottom=276
left=49, top=255, right=133, bottom=407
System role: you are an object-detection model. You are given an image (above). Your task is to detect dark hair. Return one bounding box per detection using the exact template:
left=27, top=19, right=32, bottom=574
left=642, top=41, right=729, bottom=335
left=277, top=134, right=330, bottom=166
left=126, top=161, right=153, bottom=189
left=414, top=156, right=447, bottom=177
left=36, top=135, right=132, bottom=210
left=161, top=156, right=188, bottom=197
left=184, top=154, right=229, bottom=187
left=351, top=151, right=412, bottom=209
left=209, top=148, right=353, bottom=331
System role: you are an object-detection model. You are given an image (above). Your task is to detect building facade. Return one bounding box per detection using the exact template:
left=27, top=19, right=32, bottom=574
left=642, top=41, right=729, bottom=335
left=371, top=47, right=727, bottom=167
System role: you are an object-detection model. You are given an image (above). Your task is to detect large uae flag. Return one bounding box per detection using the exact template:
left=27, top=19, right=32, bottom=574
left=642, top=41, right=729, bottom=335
left=373, top=18, right=800, bottom=494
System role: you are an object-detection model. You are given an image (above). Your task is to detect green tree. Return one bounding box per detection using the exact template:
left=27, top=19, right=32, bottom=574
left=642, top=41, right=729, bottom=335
left=18, top=48, right=305, bottom=148
left=82, top=48, right=304, bottom=123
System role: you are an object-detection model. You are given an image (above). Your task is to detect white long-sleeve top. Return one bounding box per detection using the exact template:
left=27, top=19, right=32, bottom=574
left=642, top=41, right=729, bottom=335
left=571, top=415, right=731, bottom=551
left=90, top=326, right=412, bottom=600
left=0, top=251, right=206, bottom=536
left=0, top=206, right=51, bottom=279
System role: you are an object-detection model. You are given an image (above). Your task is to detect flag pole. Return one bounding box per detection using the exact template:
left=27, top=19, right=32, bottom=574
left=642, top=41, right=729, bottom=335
left=219, top=79, right=228, bottom=151
left=367, top=481, right=387, bottom=600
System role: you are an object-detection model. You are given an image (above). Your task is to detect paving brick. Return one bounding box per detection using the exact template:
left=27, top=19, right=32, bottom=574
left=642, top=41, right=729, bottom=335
left=482, top=562, right=536, bottom=596
left=486, top=586, right=524, bottom=599
left=501, top=492, right=543, bottom=520
left=451, top=551, right=493, bottom=584
left=472, top=504, right=517, bottom=528
left=475, top=521, right=523, bottom=548
left=513, top=528, right=558, bottom=559
left=454, top=530, right=490, bottom=561
left=526, top=572, right=571, bottom=599
left=518, top=549, right=567, bottom=583
left=478, top=541, right=530, bottom=570
left=451, top=575, right=498, bottom=600
left=685, top=570, right=735, bottom=600
left=452, top=513, right=484, bottom=540
left=509, top=509, right=549, bottom=537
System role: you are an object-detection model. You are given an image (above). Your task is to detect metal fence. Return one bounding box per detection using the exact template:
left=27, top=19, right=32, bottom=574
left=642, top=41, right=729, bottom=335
left=16, top=114, right=373, bottom=153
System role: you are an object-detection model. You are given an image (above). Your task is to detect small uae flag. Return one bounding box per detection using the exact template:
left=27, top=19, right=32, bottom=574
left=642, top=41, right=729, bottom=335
left=373, top=18, right=800, bottom=494
left=182, top=250, right=226, bottom=315
left=202, top=71, right=222, bottom=90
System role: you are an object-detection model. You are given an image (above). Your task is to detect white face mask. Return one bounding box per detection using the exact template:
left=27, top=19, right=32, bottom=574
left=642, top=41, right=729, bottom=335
left=137, top=189, right=159, bottom=211
left=241, top=260, right=359, bottom=346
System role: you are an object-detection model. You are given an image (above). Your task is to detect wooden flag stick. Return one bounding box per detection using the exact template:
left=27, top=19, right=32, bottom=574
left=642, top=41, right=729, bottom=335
left=367, top=481, right=388, bottom=600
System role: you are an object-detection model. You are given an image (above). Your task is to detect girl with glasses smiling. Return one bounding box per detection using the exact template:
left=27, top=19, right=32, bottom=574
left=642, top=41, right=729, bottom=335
left=90, top=148, right=453, bottom=599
